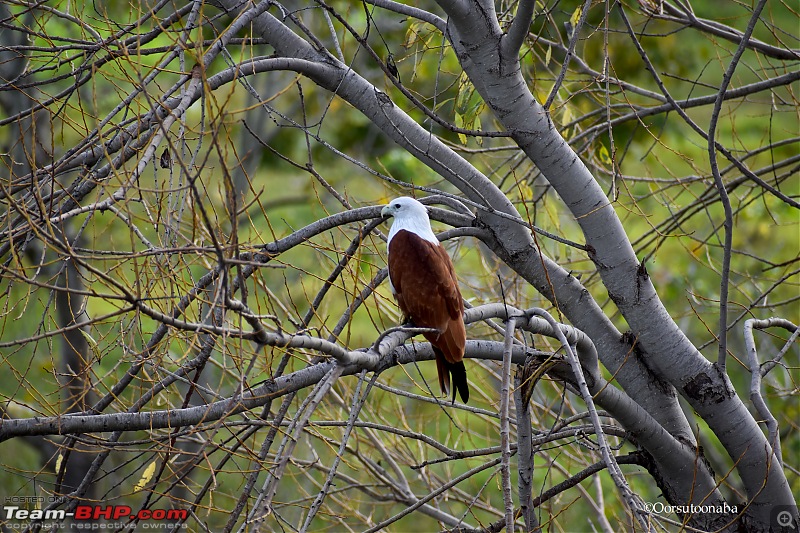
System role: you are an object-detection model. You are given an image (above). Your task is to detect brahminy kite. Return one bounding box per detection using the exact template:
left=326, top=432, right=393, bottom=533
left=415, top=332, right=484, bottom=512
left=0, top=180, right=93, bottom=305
left=381, top=197, right=469, bottom=403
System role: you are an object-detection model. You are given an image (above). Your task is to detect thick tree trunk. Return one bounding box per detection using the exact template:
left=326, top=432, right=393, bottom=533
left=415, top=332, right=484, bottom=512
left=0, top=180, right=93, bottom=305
left=438, top=2, right=794, bottom=527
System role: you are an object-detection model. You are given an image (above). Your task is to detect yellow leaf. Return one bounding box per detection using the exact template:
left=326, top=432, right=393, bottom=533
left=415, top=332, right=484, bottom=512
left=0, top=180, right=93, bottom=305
left=570, top=5, right=582, bottom=28
left=455, top=113, right=467, bottom=145
left=55, top=453, right=62, bottom=474
left=405, top=21, right=420, bottom=48
left=135, top=460, right=157, bottom=492
left=599, top=144, right=612, bottom=165
left=545, top=45, right=552, bottom=66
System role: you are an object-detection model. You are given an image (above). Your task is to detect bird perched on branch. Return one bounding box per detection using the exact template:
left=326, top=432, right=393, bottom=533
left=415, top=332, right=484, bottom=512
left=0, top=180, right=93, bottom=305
left=381, top=197, right=469, bottom=403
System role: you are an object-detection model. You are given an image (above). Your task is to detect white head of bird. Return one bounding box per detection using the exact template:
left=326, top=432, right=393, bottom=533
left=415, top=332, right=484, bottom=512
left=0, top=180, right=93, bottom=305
left=381, top=197, right=438, bottom=244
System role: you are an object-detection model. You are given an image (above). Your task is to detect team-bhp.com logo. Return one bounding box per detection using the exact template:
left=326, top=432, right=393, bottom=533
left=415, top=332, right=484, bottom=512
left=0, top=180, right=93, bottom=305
left=4, top=504, right=188, bottom=524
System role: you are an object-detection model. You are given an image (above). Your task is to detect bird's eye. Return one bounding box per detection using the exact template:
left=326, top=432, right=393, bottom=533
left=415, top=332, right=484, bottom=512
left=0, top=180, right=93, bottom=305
left=393, top=203, right=400, bottom=208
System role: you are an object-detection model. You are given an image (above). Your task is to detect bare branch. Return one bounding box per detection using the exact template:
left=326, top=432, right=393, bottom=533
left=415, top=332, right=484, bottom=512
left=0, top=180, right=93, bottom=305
left=744, top=317, right=799, bottom=467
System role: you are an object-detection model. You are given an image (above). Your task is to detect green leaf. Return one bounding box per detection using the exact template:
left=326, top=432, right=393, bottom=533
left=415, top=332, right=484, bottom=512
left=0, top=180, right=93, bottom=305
left=79, top=329, right=102, bottom=361
left=561, top=104, right=572, bottom=126
left=455, top=73, right=474, bottom=115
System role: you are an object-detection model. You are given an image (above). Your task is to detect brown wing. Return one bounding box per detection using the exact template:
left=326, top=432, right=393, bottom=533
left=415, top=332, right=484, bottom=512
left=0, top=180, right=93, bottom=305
left=430, top=243, right=465, bottom=322
left=387, top=230, right=463, bottom=334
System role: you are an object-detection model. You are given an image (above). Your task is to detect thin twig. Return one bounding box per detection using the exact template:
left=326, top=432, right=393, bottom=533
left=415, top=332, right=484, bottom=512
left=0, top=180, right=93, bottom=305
left=300, top=370, right=377, bottom=531
left=544, top=0, right=592, bottom=110
left=245, top=363, right=344, bottom=531
left=530, top=308, right=652, bottom=532
left=707, top=0, right=769, bottom=371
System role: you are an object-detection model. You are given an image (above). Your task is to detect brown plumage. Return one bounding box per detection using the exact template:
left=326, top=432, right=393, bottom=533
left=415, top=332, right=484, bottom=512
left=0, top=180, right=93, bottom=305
left=381, top=198, right=469, bottom=403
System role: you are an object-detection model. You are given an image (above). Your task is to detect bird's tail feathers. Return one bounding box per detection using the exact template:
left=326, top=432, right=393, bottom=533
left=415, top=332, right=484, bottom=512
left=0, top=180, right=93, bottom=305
left=448, top=360, right=469, bottom=404
left=432, top=346, right=469, bottom=404
left=435, top=351, right=450, bottom=398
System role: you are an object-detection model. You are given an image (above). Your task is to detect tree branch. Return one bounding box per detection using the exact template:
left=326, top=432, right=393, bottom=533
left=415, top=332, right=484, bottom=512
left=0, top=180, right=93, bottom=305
left=706, top=0, right=769, bottom=371
left=744, top=317, right=799, bottom=467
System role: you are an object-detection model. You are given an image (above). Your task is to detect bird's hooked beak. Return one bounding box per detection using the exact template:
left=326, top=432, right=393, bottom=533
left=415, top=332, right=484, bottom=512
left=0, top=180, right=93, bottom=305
left=380, top=204, right=393, bottom=218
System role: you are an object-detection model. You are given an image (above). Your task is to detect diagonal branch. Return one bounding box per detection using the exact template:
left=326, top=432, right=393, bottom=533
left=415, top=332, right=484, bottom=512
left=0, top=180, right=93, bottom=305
left=502, top=0, right=535, bottom=58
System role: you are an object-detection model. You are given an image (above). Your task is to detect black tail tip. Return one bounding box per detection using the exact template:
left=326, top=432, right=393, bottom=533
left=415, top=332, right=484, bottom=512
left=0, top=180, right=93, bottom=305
left=449, top=361, right=469, bottom=404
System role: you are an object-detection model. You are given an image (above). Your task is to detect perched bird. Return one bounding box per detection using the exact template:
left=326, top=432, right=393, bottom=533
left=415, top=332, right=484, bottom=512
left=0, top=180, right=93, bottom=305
left=381, top=197, right=469, bottom=403
left=386, top=53, right=400, bottom=81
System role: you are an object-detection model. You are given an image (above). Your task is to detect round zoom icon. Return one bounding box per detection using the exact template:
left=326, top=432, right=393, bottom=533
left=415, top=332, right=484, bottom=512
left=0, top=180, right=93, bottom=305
left=778, top=511, right=794, bottom=527
left=773, top=506, right=799, bottom=531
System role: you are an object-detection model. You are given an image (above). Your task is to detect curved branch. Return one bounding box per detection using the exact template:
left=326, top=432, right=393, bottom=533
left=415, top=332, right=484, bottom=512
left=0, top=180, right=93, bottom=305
left=744, top=317, right=799, bottom=467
